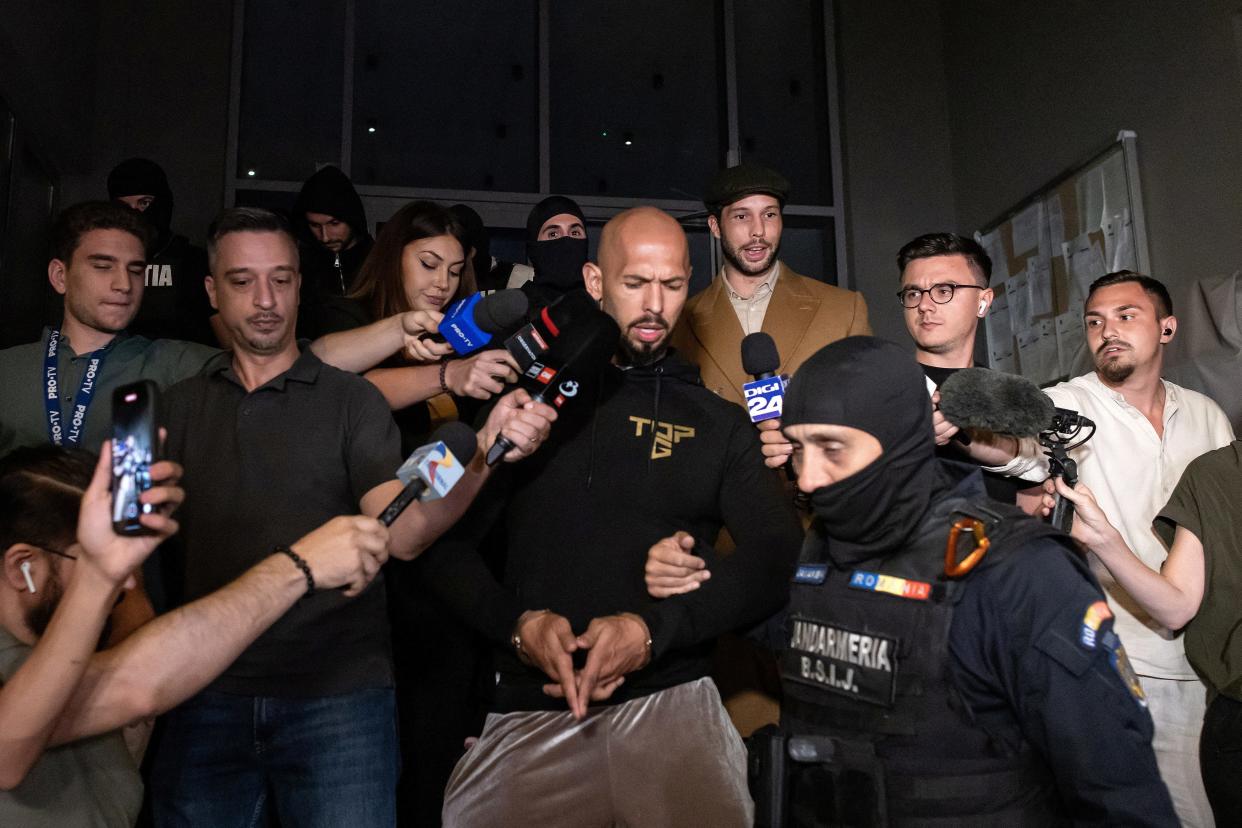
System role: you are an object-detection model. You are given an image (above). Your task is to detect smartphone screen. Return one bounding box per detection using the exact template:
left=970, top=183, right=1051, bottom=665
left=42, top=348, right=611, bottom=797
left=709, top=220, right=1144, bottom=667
left=111, top=381, right=159, bottom=535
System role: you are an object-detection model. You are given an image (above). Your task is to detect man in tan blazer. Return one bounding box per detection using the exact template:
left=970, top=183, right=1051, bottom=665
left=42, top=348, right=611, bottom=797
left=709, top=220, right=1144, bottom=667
left=671, top=164, right=871, bottom=405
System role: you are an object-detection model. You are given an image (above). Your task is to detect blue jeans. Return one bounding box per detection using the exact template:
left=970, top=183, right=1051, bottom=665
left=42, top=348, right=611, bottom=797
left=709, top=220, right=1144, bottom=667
left=151, top=687, right=398, bottom=828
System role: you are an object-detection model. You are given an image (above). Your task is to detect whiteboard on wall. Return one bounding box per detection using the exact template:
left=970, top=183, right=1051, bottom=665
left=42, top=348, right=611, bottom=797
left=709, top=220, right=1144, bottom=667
left=975, top=131, right=1151, bottom=384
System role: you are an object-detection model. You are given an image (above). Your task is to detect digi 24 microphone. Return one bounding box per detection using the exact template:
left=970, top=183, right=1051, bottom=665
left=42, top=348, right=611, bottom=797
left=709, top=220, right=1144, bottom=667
left=741, top=332, right=785, bottom=423
left=484, top=309, right=621, bottom=466
left=434, top=290, right=530, bottom=355
left=378, top=421, right=479, bottom=527
left=503, top=290, right=596, bottom=372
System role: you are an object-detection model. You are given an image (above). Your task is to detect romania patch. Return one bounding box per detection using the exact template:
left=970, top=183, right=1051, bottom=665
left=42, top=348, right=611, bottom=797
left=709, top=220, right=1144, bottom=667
left=1102, top=630, right=1147, bottom=708
left=1079, top=600, right=1113, bottom=649
left=848, top=570, right=931, bottom=601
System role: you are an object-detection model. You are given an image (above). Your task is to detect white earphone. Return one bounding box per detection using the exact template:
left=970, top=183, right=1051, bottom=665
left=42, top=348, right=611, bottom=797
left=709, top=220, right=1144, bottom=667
left=20, top=561, right=36, bottom=594
left=978, top=299, right=988, bottom=317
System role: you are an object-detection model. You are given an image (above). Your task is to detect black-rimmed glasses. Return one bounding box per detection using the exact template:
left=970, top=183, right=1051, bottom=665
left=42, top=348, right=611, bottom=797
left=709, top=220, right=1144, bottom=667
left=896, top=283, right=984, bottom=309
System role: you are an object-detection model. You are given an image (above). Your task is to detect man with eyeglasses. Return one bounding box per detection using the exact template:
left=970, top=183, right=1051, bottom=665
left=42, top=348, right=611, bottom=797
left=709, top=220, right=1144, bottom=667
left=894, top=233, right=1043, bottom=506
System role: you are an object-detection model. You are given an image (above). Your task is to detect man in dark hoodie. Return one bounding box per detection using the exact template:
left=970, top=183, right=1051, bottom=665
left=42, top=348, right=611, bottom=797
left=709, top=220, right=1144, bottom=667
left=107, top=158, right=215, bottom=345
left=429, top=207, right=802, bottom=826
left=292, top=165, right=374, bottom=336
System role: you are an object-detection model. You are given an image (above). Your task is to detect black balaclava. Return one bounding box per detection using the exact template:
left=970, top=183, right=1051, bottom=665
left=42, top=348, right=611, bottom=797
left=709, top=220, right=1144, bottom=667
left=784, top=336, right=944, bottom=564
left=525, top=195, right=588, bottom=294
left=107, top=158, right=174, bottom=246
left=450, top=204, right=491, bottom=283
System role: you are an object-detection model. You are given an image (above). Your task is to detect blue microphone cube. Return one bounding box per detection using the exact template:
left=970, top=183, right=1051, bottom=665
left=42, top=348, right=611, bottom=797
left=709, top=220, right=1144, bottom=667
left=743, top=376, right=785, bottom=422
left=441, top=293, right=492, bottom=355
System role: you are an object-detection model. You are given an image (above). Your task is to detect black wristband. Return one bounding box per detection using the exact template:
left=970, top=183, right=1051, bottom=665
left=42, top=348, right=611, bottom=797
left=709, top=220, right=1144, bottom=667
left=276, top=546, right=315, bottom=595
left=439, top=359, right=450, bottom=394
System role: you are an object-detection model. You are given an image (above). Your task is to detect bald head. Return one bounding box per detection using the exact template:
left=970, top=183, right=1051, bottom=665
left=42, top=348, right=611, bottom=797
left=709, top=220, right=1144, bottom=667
left=585, top=207, right=691, bottom=363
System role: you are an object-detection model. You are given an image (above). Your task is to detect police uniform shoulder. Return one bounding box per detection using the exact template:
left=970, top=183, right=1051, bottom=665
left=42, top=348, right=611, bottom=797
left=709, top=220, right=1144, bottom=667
left=968, top=530, right=1096, bottom=608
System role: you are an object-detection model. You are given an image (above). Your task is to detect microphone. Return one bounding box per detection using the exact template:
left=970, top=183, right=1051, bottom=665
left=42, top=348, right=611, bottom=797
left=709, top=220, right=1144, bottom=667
left=434, top=290, right=530, bottom=355
left=484, top=309, right=621, bottom=466
left=378, top=422, right=479, bottom=527
left=503, top=289, right=597, bottom=372
left=936, top=368, right=1054, bottom=438
left=741, top=332, right=785, bottom=423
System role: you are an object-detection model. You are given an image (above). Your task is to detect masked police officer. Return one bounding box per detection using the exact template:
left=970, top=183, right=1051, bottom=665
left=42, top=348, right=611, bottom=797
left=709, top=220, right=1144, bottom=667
left=741, top=336, right=1175, bottom=826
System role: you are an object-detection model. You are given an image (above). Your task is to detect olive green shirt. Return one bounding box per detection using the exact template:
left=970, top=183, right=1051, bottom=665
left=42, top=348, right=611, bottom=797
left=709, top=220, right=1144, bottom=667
left=0, top=328, right=218, bottom=458
left=1155, top=441, right=1242, bottom=700
left=0, top=626, right=142, bottom=827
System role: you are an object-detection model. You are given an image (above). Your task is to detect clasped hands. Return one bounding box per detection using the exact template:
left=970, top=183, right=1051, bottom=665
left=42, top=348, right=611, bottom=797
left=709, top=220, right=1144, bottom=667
left=515, top=609, right=652, bottom=720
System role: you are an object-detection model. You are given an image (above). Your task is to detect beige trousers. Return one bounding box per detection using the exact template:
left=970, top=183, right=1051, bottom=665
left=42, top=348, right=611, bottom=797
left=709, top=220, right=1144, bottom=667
left=442, top=677, right=752, bottom=827
left=1144, top=675, right=1214, bottom=827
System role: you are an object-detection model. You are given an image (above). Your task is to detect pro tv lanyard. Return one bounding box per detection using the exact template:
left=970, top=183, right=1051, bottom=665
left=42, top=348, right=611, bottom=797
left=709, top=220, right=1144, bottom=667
left=44, top=329, right=115, bottom=446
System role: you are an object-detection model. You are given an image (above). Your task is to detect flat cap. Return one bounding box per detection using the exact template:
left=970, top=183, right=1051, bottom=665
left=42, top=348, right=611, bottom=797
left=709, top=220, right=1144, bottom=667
left=704, top=163, right=790, bottom=211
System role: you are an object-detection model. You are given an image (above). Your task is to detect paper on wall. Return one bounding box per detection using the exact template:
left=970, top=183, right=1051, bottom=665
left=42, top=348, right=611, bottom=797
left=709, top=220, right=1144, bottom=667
left=1111, top=208, right=1135, bottom=271
left=1016, top=327, right=1042, bottom=382
left=1055, top=309, right=1086, bottom=378
left=1035, top=318, right=1060, bottom=384
left=986, top=290, right=1016, bottom=373
left=1077, top=167, right=1106, bottom=236
left=1006, top=269, right=1032, bottom=333
left=1046, top=193, right=1066, bottom=255
left=1066, top=233, right=1107, bottom=299
left=1100, top=150, right=1128, bottom=225
left=978, top=229, right=1009, bottom=282
left=1011, top=201, right=1043, bottom=257
left=1028, top=257, right=1054, bottom=317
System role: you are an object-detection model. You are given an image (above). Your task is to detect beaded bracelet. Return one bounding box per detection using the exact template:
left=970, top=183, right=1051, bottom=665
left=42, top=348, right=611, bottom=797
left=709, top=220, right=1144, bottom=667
left=276, top=546, right=315, bottom=596
left=439, top=360, right=450, bottom=394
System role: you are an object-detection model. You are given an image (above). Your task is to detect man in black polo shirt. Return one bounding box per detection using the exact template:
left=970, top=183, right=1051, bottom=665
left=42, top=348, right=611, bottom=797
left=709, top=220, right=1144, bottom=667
left=150, top=208, right=555, bottom=826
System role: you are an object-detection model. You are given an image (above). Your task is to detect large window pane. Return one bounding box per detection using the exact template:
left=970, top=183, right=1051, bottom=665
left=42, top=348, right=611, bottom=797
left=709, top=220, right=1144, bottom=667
left=734, top=0, right=834, bottom=205
left=236, top=0, right=345, bottom=181
left=351, top=2, right=538, bottom=191
left=549, top=0, right=724, bottom=199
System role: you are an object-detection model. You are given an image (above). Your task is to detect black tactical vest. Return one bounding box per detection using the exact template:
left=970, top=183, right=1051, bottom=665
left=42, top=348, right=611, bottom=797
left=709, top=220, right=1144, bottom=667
left=779, top=491, right=1076, bottom=826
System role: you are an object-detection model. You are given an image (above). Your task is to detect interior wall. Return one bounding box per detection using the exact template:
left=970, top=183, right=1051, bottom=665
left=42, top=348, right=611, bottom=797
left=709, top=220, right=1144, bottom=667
left=61, top=0, right=234, bottom=244
left=836, top=0, right=959, bottom=345
left=942, top=0, right=1242, bottom=328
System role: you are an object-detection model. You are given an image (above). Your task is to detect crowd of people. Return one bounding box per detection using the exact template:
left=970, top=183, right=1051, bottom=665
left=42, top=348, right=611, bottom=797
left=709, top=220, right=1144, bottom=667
left=0, top=155, right=1237, bottom=827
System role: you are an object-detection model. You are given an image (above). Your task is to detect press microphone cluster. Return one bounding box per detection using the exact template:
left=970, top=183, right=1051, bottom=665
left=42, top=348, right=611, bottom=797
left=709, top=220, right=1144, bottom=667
left=484, top=308, right=621, bottom=466
left=432, top=290, right=530, bottom=355
left=503, top=290, right=597, bottom=372
left=378, top=421, right=478, bottom=526
left=741, top=332, right=786, bottom=423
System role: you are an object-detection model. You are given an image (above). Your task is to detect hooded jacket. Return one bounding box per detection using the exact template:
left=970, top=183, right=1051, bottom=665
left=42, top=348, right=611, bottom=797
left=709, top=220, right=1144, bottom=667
left=420, top=350, right=803, bottom=711
left=293, top=167, right=374, bottom=336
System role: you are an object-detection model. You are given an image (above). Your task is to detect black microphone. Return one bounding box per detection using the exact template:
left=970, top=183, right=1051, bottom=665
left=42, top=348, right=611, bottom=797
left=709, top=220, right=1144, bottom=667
left=426, top=289, right=530, bottom=355
left=484, top=309, right=621, bottom=466
left=741, top=332, right=780, bottom=380
left=740, top=333, right=786, bottom=424
left=937, top=368, right=1055, bottom=438
left=503, top=289, right=597, bottom=372
left=377, top=422, right=479, bottom=526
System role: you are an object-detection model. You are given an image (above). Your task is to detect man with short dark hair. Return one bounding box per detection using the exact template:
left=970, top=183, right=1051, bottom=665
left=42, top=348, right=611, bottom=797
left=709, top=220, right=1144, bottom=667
left=150, top=207, right=555, bottom=826
left=107, top=158, right=215, bottom=345
left=670, top=163, right=870, bottom=406
left=988, top=270, right=1232, bottom=826
left=0, top=201, right=218, bottom=461
left=0, top=442, right=392, bottom=827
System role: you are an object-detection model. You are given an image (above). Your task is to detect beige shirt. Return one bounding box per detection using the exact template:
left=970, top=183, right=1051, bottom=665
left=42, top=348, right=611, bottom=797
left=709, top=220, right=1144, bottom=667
left=990, top=372, right=1235, bottom=678
left=724, top=263, right=781, bottom=335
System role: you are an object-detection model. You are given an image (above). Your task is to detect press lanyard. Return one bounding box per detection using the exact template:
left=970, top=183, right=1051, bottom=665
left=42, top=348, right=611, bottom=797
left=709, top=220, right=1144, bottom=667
left=44, top=329, right=114, bottom=446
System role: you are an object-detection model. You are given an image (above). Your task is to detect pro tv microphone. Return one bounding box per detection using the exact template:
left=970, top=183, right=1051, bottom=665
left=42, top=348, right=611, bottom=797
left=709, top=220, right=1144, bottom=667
left=432, top=289, right=530, bottom=355
left=741, top=332, right=785, bottom=423
left=484, top=309, right=620, bottom=466
left=378, top=421, right=478, bottom=526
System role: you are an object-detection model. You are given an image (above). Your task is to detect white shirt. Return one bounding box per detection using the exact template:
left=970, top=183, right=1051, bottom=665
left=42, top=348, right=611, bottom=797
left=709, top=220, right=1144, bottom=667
left=990, top=372, right=1234, bottom=678
left=724, top=262, right=780, bottom=335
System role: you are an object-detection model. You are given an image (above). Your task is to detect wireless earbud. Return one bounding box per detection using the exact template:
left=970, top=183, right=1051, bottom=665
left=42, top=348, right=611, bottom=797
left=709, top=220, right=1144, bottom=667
left=20, top=561, right=36, bottom=594
left=1163, top=328, right=1172, bottom=336
left=978, top=300, right=988, bottom=316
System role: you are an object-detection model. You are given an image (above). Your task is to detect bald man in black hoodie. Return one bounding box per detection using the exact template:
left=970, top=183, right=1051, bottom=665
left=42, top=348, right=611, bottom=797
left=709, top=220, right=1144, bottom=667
left=292, top=166, right=374, bottom=337
left=429, top=208, right=802, bottom=826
